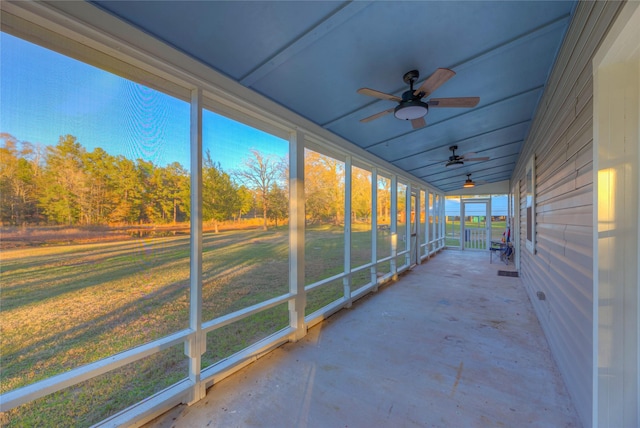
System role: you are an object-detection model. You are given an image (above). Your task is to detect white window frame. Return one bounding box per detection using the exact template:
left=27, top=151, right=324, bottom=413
left=525, top=155, right=536, bottom=253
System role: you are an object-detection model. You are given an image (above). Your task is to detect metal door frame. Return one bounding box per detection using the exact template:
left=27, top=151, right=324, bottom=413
left=460, top=198, right=491, bottom=251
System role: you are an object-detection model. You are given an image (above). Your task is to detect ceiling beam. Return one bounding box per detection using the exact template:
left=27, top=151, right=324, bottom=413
left=389, top=120, right=530, bottom=163
left=449, top=13, right=571, bottom=73
left=240, top=1, right=372, bottom=87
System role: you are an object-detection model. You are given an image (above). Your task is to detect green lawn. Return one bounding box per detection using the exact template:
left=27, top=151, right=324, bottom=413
left=0, top=223, right=389, bottom=426
left=445, top=220, right=508, bottom=247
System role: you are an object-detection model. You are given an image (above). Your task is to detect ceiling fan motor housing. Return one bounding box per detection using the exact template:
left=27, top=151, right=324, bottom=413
left=445, top=145, right=463, bottom=167
left=446, top=159, right=464, bottom=167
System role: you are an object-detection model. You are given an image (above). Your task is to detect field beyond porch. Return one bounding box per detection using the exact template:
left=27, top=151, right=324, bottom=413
left=0, top=222, right=388, bottom=426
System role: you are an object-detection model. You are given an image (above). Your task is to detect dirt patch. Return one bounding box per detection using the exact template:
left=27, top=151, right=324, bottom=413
left=0, top=221, right=280, bottom=250
left=1, top=226, right=132, bottom=249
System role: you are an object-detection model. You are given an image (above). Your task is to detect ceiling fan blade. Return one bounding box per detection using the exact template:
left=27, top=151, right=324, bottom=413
left=360, top=108, right=394, bottom=123
left=413, top=68, right=455, bottom=97
left=463, top=157, right=490, bottom=162
left=357, top=88, right=402, bottom=102
left=428, top=97, right=480, bottom=108
left=411, top=117, right=426, bottom=129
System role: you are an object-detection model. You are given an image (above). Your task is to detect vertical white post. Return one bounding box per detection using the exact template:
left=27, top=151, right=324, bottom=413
left=186, top=87, right=205, bottom=403
left=405, top=183, right=412, bottom=267
left=289, top=130, right=306, bottom=341
left=416, top=189, right=421, bottom=263
left=486, top=198, right=492, bottom=251
left=514, top=184, right=521, bottom=269
left=422, top=190, right=428, bottom=259
left=426, top=192, right=431, bottom=256
left=371, top=168, right=378, bottom=289
left=440, top=194, right=445, bottom=249
left=436, top=194, right=439, bottom=249
left=461, top=201, right=466, bottom=251
left=390, top=175, right=398, bottom=279
left=507, top=189, right=512, bottom=239
left=432, top=194, right=438, bottom=250
left=343, top=156, right=352, bottom=307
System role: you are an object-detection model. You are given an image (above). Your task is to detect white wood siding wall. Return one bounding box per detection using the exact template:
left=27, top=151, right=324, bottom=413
left=511, top=2, right=624, bottom=427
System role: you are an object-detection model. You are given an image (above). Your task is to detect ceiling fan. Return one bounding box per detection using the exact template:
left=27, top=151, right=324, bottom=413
left=442, top=145, right=490, bottom=167
left=357, top=68, right=479, bottom=129
left=463, top=174, right=476, bottom=188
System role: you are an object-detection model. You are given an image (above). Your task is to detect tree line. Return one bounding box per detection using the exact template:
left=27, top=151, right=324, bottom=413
left=0, top=133, right=287, bottom=228
left=1, top=133, right=391, bottom=229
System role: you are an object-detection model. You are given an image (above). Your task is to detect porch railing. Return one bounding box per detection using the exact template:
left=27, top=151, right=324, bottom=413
left=464, top=228, right=487, bottom=250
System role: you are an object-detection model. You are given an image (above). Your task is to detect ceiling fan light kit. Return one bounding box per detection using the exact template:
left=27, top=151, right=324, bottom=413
left=394, top=100, right=428, bottom=120
left=463, top=174, right=475, bottom=188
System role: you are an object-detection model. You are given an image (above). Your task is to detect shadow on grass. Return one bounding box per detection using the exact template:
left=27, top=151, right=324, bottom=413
left=1, top=229, right=293, bottom=393
left=0, top=237, right=191, bottom=311
left=1, top=276, right=190, bottom=391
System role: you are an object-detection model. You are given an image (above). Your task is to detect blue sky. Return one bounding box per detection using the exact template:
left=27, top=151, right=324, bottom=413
left=1, top=33, right=288, bottom=172
left=445, top=195, right=508, bottom=216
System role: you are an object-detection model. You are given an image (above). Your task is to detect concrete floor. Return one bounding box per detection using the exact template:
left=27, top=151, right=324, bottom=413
left=146, top=250, right=580, bottom=428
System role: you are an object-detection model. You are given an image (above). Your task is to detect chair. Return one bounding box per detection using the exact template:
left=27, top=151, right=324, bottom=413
left=490, top=240, right=506, bottom=264
left=490, top=227, right=512, bottom=265
left=501, top=242, right=514, bottom=264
